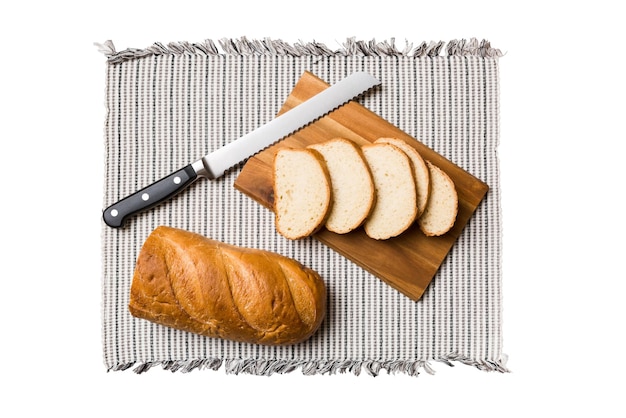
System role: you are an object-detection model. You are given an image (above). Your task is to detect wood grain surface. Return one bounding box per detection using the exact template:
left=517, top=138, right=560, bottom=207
left=234, top=71, right=488, bottom=301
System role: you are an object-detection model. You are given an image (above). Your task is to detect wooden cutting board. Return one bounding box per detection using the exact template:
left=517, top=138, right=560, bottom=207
left=234, top=71, right=488, bottom=301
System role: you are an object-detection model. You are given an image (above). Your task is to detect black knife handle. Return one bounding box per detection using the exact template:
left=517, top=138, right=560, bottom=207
left=103, top=165, right=198, bottom=228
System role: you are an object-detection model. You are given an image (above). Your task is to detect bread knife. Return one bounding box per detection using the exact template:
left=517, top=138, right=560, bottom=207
left=103, top=71, right=381, bottom=228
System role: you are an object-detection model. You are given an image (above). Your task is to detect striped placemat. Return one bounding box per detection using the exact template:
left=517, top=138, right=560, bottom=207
left=98, top=37, right=508, bottom=375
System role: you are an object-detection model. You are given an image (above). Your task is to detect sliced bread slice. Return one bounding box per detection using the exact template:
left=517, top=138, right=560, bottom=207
left=273, top=148, right=332, bottom=240
left=417, top=161, right=458, bottom=236
left=361, top=143, right=418, bottom=240
left=374, top=137, right=430, bottom=217
left=308, top=138, right=375, bottom=234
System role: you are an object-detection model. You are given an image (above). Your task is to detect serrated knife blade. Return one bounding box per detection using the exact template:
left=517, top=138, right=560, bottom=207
left=103, top=71, right=381, bottom=228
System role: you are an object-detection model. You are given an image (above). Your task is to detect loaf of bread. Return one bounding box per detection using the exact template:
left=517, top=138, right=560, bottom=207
left=307, top=138, right=375, bottom=234
left=273, top=148, right=332, bottom=240
left=129, top=226, right=327, bottom=345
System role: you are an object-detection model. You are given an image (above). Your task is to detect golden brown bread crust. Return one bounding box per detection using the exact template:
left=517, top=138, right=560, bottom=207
left=129, top=226, right=326, bottom=345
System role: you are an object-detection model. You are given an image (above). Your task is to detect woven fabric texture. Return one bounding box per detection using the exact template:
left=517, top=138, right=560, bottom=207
left=100, top=38, right=507, bottom=375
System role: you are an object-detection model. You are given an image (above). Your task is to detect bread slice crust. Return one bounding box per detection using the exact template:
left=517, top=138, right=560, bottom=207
left=417, top=161, right=458, bottom=236
left=272, top=148, right=332, bottom=240
left=308, top=138, right=375, bottom=234
left=374, top=137, right=430, bottom=217
left=361, top=143, right=418, bottom=240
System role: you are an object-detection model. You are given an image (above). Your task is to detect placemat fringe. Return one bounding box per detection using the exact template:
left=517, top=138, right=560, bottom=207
left=106, top=355, right=507, bottom=376
left=95, top=37, right=503, bottom=64
left=437, top=353, right=511, bottom=373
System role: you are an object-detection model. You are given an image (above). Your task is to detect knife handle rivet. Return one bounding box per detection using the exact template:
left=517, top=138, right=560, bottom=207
left=110, top=209, right=118, bottom=217
left=173, top=176, right=181, bottom=184
left=142, top=193, right=150, bottom=201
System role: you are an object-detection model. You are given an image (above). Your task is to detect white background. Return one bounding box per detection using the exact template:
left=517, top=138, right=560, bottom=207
left=1, top=1, right=624, bottom=416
